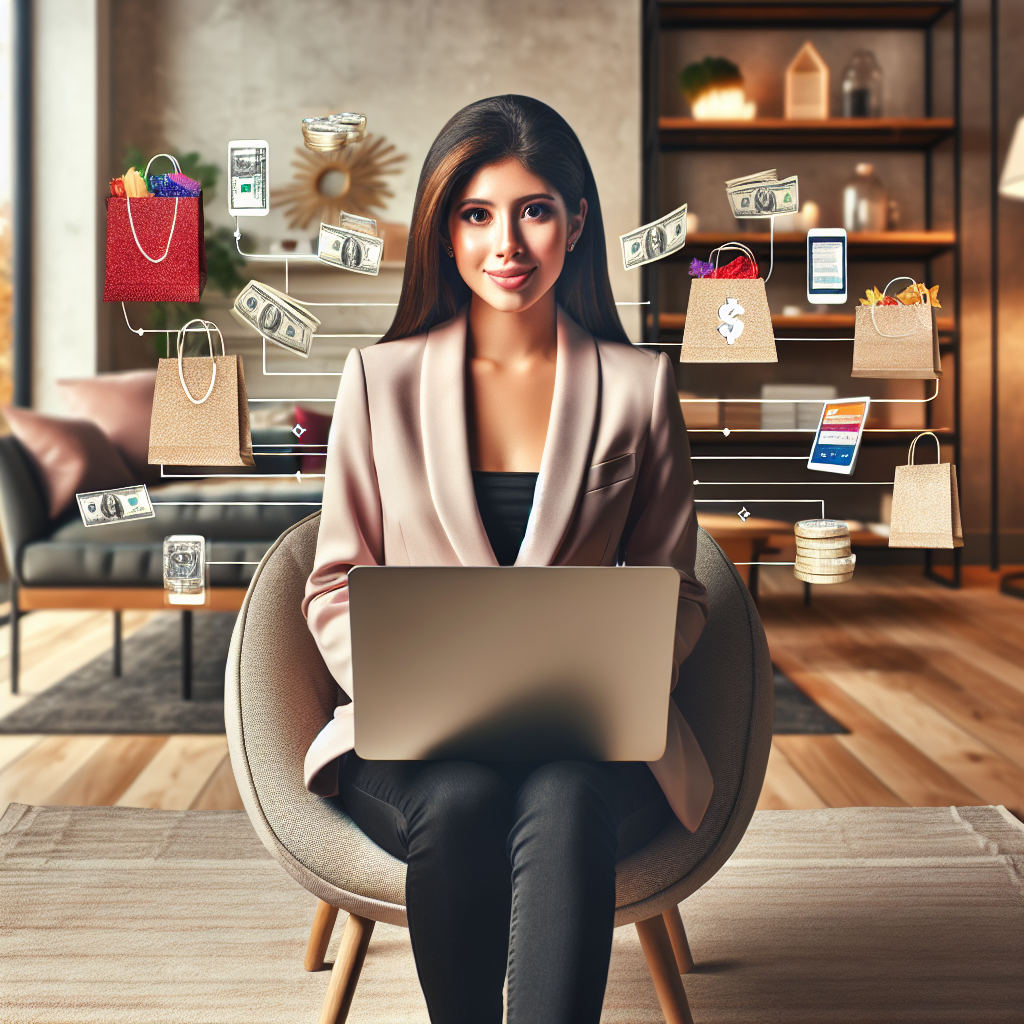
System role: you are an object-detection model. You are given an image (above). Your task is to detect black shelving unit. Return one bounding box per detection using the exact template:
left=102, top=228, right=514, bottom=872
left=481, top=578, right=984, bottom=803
left=642, top=0, right=963, bottom=585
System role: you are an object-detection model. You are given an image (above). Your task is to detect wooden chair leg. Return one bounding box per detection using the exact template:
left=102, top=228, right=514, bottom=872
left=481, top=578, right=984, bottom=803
left=636, top=914, right=695, bottom=1024
left=662, top=904, right=695, bottom=974
left=317, top=913, right=375, bottom=1024
left=305, top=900, right=340, bottom=971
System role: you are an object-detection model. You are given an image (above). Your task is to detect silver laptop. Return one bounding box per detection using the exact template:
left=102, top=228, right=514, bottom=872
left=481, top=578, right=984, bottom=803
left=348, top=566, right=679, bottom=762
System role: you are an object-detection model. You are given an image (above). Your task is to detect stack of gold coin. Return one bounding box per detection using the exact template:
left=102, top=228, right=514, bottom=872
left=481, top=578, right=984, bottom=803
left=793, top=519, right=855, bottom=584
left=302, top=113, right=367, bottom=153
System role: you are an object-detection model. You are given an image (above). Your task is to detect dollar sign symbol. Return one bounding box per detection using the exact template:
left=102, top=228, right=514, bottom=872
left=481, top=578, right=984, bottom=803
left=717, top=297, right=745, bottom=344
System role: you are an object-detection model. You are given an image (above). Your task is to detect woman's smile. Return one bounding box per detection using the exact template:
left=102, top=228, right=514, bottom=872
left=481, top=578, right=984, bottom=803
left=485, top=265, right=536, bottom=290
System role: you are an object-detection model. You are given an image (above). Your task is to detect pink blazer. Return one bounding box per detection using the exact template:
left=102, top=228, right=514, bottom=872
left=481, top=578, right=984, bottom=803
left=303, top=305, right=714, bottom=832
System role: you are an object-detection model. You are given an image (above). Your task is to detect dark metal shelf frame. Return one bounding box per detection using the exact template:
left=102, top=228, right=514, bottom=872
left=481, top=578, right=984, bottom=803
left=643, top=0, right=964, bottom=585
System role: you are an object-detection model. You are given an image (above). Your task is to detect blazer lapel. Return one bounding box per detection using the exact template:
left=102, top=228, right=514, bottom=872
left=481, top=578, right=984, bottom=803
left=517, top=307, right=600, bottom=566
left=420, top=307, right=498, bottom=566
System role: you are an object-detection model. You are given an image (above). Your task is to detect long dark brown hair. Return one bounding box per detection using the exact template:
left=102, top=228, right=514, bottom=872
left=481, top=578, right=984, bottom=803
left=380, top=95, right=629, bottom=344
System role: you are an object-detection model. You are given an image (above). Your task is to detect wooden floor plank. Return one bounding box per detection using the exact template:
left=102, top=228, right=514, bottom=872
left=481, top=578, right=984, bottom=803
left=769, top=650, right=982, bottom=807
left=0, top=735, right=43, bottom=776
left=47, top=735, right=170, bottom=807
left=189, top=753, right=245, bottom=811
left=116, top=736, right=229, bottom=810
left=772, top=735, right=906, bottom=808
left=879, top=668, right=1024, bottom=772
left=825, top=672, right=1024, bottom=815
left=0, top=609, right=162, bottom=718
left=756, top=743, right=828, bottom=810
left=0, top=735, right=109, bottom=817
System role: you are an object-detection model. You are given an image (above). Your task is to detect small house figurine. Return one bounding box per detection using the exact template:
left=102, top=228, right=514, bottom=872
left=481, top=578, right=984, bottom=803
left=785, top=42, right=829, bottom=120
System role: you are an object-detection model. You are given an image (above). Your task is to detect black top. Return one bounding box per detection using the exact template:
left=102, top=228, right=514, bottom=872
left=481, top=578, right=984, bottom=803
left=472, top=471, right=539, bottom=566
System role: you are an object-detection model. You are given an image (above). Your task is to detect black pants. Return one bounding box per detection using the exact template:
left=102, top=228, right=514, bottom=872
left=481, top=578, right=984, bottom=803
left=338, top=754, right=671, bottom=1024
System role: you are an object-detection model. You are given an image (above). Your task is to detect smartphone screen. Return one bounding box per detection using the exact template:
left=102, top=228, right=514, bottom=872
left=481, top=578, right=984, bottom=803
left=807, top=398, right=870, bottom=475
left=228, top=140, right=270, bottom=216
left=807, top=231, right=847, bottom=303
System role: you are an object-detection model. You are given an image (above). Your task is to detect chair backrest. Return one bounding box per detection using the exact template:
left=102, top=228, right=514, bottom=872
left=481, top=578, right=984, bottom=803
left=225, top=513, right=408, bottom=924
left=611, top=527, right=772, bottom=921
left=226, top=514, right=772, bottom=926
left=0, top=435, right=52, bottom=582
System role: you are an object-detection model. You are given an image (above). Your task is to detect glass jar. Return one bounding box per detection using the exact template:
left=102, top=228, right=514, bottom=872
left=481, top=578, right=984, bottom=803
left=843, top=163, right=888, bottom=232
left=842, top=50, right=883, bottom=117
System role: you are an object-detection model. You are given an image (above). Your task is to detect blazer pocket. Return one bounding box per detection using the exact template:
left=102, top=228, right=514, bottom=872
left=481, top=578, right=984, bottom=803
left=584, top=452, right=636, bottom=493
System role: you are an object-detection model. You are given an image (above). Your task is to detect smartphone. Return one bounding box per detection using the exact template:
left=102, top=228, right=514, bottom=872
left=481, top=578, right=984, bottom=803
left=227, top=140, right=270, bottom=216
left=807, top=397, right=870, bottom=475
left=806, top=228, right=847, bottom=304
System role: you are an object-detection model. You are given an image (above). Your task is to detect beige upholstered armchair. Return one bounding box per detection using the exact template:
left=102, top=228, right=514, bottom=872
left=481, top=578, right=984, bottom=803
left=226, top=514, right=773, bottom=1024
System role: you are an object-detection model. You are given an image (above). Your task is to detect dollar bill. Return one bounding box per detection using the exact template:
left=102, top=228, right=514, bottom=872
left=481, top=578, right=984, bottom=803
left=317, top=222, right=384, bottom=276
left=163, top=535, right=206, bottom=604
left=227, top=140, right=270, bottom=217
left=339, top=211, right=378, bottom=236
left=726, top=172, right=799, bottom=218
left=232, top=280, right=321, bottom=358
left=76, top=484, right=155, bottom=527
left=725, top=168, right=778, bottom=190
left=620, top=203, right=687, bottom=270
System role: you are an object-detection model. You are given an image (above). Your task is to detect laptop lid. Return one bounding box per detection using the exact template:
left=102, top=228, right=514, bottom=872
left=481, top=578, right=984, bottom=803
left=349, top=565, right=679, bottom=762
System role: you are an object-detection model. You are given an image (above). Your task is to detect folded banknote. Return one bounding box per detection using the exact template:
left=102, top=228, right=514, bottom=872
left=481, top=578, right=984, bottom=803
left=232, top=280, right=321, bottom=357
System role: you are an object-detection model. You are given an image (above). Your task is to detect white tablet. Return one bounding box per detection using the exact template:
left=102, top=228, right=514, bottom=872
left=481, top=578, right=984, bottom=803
left=807, top=228, right=847, bottom=304
left=807, top=397, right=871, bottom=475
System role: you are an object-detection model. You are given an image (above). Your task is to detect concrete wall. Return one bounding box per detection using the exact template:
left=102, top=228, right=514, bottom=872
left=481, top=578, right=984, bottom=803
left=106, top=0, right=644, bottom=344
left=31, top=0, right=107, bottom=413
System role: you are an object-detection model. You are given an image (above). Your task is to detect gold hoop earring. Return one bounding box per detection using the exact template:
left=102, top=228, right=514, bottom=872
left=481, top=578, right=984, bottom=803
left=446, top=244, right=454, bottom=258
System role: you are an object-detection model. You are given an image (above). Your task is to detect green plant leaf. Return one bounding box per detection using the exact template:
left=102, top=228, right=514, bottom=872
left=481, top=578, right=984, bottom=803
left=679, top=57, right=743, bottom=102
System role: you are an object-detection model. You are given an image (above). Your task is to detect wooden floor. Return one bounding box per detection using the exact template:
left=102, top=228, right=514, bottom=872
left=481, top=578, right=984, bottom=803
left=0, top=567, right=1021, bottom=821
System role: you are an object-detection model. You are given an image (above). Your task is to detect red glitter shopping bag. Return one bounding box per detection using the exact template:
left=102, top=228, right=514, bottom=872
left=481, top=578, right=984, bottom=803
left=103, top=154, right=207, bottom=303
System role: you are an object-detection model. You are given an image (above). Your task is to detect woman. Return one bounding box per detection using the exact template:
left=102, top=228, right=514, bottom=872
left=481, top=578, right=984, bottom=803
left=303, top=95, right=712, bottom=1024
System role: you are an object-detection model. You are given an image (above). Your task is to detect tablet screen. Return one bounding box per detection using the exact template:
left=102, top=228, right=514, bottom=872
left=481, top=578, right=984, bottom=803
left=807, top=398, right=870, bottom=475
left=807, top=235, right=846, bottom=296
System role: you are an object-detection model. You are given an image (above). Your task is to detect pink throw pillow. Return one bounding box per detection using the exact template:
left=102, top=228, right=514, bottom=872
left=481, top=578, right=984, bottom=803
left=3, top=406, right=135, bottom=518
left=57, top=370, right=158, bottom=483
left=295, top=405, right=332, bottom=474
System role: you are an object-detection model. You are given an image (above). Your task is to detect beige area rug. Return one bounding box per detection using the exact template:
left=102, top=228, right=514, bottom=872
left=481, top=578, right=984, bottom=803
left=0, top=803, right=1021, bottom=1023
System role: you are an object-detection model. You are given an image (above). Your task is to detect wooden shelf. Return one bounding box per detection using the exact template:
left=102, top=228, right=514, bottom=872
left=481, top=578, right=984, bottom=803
left=659, top=117, right=955, bottom=151
left=688, top=429, right=955, bottom=448
left=676, top=231, right=955, bottom=261
left=658, top=312, right=956, bottom=336
left=659, top=1, right=954, bottom=29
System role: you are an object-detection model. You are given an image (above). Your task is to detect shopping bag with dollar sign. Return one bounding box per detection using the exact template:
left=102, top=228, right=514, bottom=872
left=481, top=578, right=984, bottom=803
left=681, top=243, right=777, bottom=363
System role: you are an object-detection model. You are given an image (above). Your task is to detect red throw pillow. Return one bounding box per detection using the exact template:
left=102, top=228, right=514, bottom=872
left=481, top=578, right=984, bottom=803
left=295, top=405, right=332, bottom=474
left=3, top=406, right=135, bottom=518
left=57, top=370, right=159, bottom=484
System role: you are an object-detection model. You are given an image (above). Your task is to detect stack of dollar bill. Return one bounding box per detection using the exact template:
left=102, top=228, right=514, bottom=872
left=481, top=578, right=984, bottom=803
left=232, top=280, right=321, bottom=358
left=302, top=113, right=367, bottom=153
left=793, top=520, right=856, bottom=584
left=317, top=211, right=384, bottom=276
left=726, top=169, right=799, bottom=219
left=163, top=535, right=206, bottom=606
left=620, top=203, right=687, bottom=270
left=76, top=485, right=155, bottom=527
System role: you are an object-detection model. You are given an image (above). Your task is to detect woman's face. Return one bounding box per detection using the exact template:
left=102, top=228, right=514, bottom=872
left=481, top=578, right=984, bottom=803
left=447, top=157, right=587, bottom=314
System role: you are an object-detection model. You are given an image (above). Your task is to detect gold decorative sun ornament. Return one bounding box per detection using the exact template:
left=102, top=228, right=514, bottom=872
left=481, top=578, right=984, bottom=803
left=276, top=133, right=405, bottom=230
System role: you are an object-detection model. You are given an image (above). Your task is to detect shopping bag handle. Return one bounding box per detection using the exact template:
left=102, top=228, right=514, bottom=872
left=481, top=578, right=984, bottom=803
left=126, top=153, right=183, bottom=264
left=907, top=431, right=941, bottom=465
left=870, top=276, right=932, bottom=340
left=707, top=241, right=759, bottom=279
left=176, top=318, right=224, bottom=405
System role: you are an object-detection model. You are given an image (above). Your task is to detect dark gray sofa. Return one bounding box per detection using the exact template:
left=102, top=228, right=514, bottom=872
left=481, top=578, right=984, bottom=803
left=0, top=432, right=322, bottom=696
